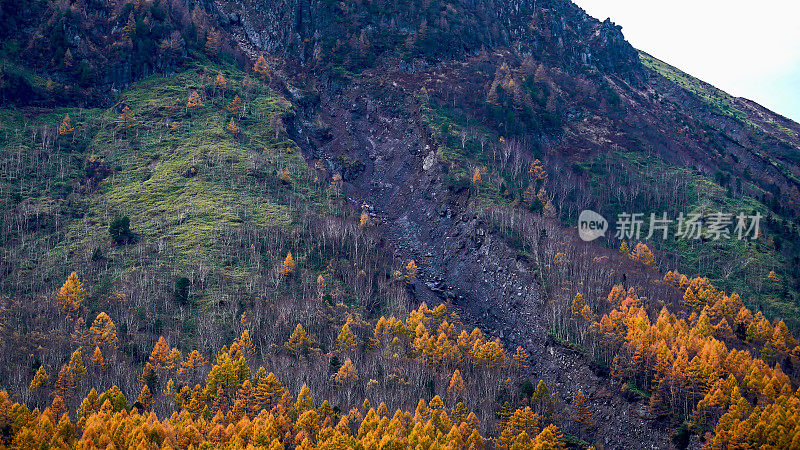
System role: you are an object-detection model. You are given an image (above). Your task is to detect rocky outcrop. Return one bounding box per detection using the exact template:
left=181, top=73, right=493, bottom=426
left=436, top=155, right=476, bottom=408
left=216, top=0, right=642, bottom=77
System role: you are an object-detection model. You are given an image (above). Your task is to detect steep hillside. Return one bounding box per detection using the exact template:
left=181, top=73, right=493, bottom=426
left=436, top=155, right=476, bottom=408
left=0, top=61, right=415, bottom=365
left=216, top=0, right=640, bottom=76
left=1, top=0, right=800, bottom=448
left=0, top=0, right=243, bottom=105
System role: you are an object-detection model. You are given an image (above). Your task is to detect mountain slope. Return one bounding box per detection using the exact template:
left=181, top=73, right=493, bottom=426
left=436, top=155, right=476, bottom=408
left=1, top=0, right=799, bottom=448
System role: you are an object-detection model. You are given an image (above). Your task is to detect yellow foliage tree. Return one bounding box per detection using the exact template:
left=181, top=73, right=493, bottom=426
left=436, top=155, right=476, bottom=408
left=771, top=320, right=797, bottom=353
left=630, top=242, right=655, bottom=266
left=59, top=114, right=74, bottom=135
left=496, top=406, right=542, bottom=448
left=405, top=260, right=418, bottom=284
left=282, top=252, right=295, bottom=275
left=30, top=366, right=48, bottom=390
left=54, top=364, right=75, bottom=398
left=89, top=312, right=118, bottom=349
left=295, top=383, right=313, bottom=410
left=187, top=90, right=203, bottom=108
left=532, top=380, right=554, bottom=417
left=117, top=105, right=135, bottom=129
left=50, top=395, right=67, bottom=420
left=226, top=117, right=239, bottom=133
left=56, top=272, right=86, bottom=311
left=228, top=95, right=243, bottom=114
left=334, top=359, right=359, bottom=384
left=767, top=270, right=778, bottom=281
left=280, top=169, right=292, bottom=184
left=359, top=211, right=371, bottom=227
left=149, top=336, right=171, bottom=369
left=285, top=323, right=311, bottom=355
left=137, top=385, right=154, bottom=411
left=572, top=390, right=592, bottom=430
left=205, top=30, right=222, bottom=57
left=532, top=424, right=566, bottom=449
left=179, top=350, right=207, bottom=378
left=529, top=159, right=548, bottom=181
left=214, top=73, right=227, bottom=91
left=580, top=304, right=594, bottom=323
left=448, top=369, right=465, bottom=397
left=63, top=49, right=74, bottom=68
left=696, top=308, right=714, bottom=338
left=91, top=346, right=105, bottom=372
left=570, top=293, right=586, bottom=317
left=512, top=347, right=529, bottom=368
left=238, top=329, right=255, bottom=357
left=683, top=287, right=704, bottom=312
left=471, top=167, right=481, bottom=185
left=337, top=323, right=357, bottom=350
left=166, top=348, right=182, bottom=370
left=254, top=55, right=270, bottom=80
left=254, top=369, right=285, bottom=410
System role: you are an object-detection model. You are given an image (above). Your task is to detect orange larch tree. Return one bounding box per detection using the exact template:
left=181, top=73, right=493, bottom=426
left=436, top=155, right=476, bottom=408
left=214, top=73, right=227, bottom=91
left=572, top=390, right=592, bottom=432
left=238, top=330, right=255, bottom=357
left=295, top=383, right=314, bottom=411
left=54, top=364, right=76, bottom=399
left=337, top=323, right=358, bottom=350
left=405, top=260, right=418, bottom=284
left=570, top=293, right=586, bottom=317
left=226, top=117, right=239, bottom=133
left=117, top=105, right=135, bottom=130
left=285, top=323, right=311, bottom=355
left=471, top=167, right=481, bottom=185
left=137, top=385, right=154, bottom=411
left=205, top=30, right=222, bottom=58
left=228, top=95, right=244, bottom=114
left=89, top=312, right=118, bottom=349
left=447, top=369, right=465, bottom=398
left=91, top=346, right=105, bottom=372
left=281, top=252, right=295, bottom=275
left=512, top=346, right=529, bottom=368
left=253, top=55, right=270, bottom=80
left=56, top=272, right=86, bottom=312
left=59, top=114, right=74, bottom=135
left=186, top=90, right=203, bottom=108
left=179, top=350, right=207, bottom=378
left=334, top=358, right=359, bottom=384
left=254, top=369, right=285, bottom=410
left=630, top=242, right=655, bottom=266
left=149, top=336, right=171, bottom=369
left=30, top=366, right=48, bottom=390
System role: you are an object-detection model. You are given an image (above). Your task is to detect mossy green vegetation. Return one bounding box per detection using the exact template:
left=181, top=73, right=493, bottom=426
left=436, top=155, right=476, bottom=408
left=422, top=103, right=524, bottom=208
left=640, top=51, right=800, bottom=186
left=0, top=62, right=338, bottom=306
left=423, top=93, right=799, bottom=327
left=581, top=150, right=799, bottom=326
left=639, top=51, right=749, bottom=123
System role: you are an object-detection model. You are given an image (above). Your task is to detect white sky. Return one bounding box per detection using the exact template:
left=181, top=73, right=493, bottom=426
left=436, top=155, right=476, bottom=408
left=572, top=0, right=800, bottom=123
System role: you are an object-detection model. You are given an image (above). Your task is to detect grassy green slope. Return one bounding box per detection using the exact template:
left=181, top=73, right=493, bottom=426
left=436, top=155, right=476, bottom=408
left=636, top=52, right=800, bottom=324
left=640, top=51, right=800, bottom=185
left=639, top=52, right=749, bottom=123
left=0, top=62, right=336, bottom=306
left=420, top=89, right=799, bottom=328
left=579, top=151, right=798, bottom=324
